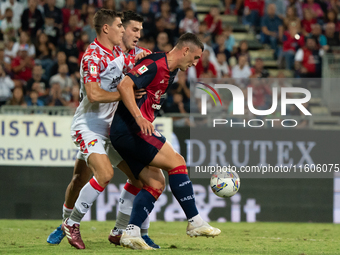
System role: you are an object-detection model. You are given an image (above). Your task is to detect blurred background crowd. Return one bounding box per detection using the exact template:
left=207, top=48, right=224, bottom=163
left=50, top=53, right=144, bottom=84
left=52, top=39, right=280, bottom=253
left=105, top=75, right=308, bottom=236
left=0, top=0, right=338, bottom=127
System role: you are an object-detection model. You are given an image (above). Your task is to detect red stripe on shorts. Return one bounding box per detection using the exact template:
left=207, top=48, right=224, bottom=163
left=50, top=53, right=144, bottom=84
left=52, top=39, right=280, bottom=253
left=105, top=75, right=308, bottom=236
left=137, top=131, right=163, bottom=150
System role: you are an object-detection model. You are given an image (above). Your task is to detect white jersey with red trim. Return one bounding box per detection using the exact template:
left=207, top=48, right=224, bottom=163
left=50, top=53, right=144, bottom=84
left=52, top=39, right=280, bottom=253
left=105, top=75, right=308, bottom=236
left=114, top=45, right=152, bottom=74
left=71, top=39, right=125, bottom=137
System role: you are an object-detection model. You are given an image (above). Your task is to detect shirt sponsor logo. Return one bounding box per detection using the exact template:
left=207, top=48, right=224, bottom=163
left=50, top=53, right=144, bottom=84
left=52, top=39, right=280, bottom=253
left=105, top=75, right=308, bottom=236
left=88, top=139, right=98, bottom=147
left=137, top=65, right=148, bottom=75
left=152, top=104, right=161, bottom=110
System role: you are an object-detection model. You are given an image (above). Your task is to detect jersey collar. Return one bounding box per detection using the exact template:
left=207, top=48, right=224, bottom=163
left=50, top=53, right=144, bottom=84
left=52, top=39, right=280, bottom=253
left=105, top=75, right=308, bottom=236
left=94, top=38, right=113, bottom=55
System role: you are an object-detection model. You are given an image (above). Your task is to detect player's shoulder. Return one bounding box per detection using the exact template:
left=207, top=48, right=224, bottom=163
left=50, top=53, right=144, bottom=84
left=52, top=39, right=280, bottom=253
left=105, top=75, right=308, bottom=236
left=137, top=52, right=166, bottom=65
left=135, top=46, right=152, bottom=55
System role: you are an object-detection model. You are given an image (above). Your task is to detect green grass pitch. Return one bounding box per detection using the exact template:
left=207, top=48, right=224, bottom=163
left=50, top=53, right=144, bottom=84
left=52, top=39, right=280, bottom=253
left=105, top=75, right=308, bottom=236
left=1, top=220, right=340, bottom=254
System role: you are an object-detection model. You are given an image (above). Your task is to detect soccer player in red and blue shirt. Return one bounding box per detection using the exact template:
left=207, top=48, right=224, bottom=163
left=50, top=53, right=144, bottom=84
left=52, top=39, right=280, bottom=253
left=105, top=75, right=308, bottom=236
left=110, top=33, right=221, bottom=250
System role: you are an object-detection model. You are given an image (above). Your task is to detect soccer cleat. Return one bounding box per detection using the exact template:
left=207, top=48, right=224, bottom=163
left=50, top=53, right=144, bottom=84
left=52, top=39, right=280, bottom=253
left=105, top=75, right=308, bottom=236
left=186, top=221, right=221, bottom=238
left=108, top=227, right=123, bottom=246
left=61, top=218, right=85, bottom=249
left=47, top=224, right=65, bottom=244
left=120, top=224, right=154, bottom=250
left=142, top=235, right=160, bottom=249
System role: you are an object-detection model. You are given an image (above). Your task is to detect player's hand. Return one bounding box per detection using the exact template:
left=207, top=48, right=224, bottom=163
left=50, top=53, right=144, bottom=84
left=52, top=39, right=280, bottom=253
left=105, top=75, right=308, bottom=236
left=135, top=51, right=151, bottom=63
left=135, top=116, right=154, bottom=136
left=134, top=88, right=146, bottom=99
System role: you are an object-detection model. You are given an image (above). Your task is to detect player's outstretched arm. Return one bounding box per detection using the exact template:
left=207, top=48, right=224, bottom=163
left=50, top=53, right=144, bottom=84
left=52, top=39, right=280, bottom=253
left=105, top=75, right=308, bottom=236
left=85, top=82, right=121, bottom=103
left=117, top=76, right=154, bottom=136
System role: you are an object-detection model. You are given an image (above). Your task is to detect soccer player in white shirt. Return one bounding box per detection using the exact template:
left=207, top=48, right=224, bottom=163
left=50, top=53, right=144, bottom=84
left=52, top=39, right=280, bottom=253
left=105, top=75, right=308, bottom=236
left=47, top=10, right=163, bottom=250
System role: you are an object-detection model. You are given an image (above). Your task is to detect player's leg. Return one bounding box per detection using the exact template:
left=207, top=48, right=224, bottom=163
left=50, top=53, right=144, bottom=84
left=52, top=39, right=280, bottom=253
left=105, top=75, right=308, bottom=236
left=150, top=142, right=221, bottom=237
left=62, top=132, right=114, bottom=249
left=109, top=159, right=164, bottom=248
left=47, top=157, right=92, bottom=245
left=125, top=141, right=220, bottom=245
left=120, top=166, right=165, bottom=250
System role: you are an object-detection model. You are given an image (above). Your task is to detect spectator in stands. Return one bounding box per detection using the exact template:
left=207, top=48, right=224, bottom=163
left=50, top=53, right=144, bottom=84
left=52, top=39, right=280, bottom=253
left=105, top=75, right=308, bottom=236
left=60, top=31, right=79, bottom=65
left=235, top=40, right=251, bottom=66
left=40, top=14, right=60, bottom=47
left=126, top=0, right=137, bottom=12
left=1, top=8, right=20, bottom=38
left=49, top=63, right=73, bottom=100
left=68, top=84, right=80, bottom=108
left=265, top=0, right=285, bottom=19
left=285, top=0, right=303, bottom=20
left=76, top=32, right=89, bottom=55
left=13, top=31, right=36, bottom=58
left=261, top=3, right=283, bottom=59
left=176, top=0, right=193, bottom=24
left=154, top=32, right=169, bottom=52
left=195, top=50, right=217, bottom=78
left=150, top=17, right=173, bottom=45
left=44, top=0, right=63, bottom=29
left=283, top=6, right=301, bottom=30
left=1, top=0, right=24, bottom=26
left=82, top=13, right=96, bottom=43
left=243, top=0, right=265, bottom=31
left=198, top=21, right=211, bottom=44
left=50, top=51, right=76, bottom=79
left=302, top=0, right=324, bottom=19
left=204, top=6, right=223, bottom=36
left=294, top=37, right=323, bottom=78
left=247, top=78, right=271, bottom=109
left=11, top=44, right=35, bottom=82
left=0, top=44, right=11, bottom=74
left=64, top=13, right=82, bottom=41
left=139, top=0, right=156, bottom=38
left=26, top=64, right=49, bottom=97
left=324, top=22, right=340, bottom=51
left=325, top=10, right=340, bottom=32
left=215, top=51, right=230, bottom=78
left=26, top=90, right=45, bottom=106
left=0, top=65, right=15, bottom=106
left=178, top=8, right=199, bottom=35
left=251, top=57, right=270, bottom=78
left=301, top=8, right=317, bottom=36
left=21, top=0, right=44, bottom=40
left=6, top=86, right=26, bottom=106
left=282, top=23, right=304, bottom=70
left=47, top=82, right=68, bottom=106
left=103, top=0, right=116, bottom=10
left=156, top=1, right=176, bottom=31
left=213, top=34, right=231, bottom=63
left=328, top=0, right=340, bottom=14
left=311, top=23, right=327, bottom=50
left=224, top=0, right=243, bottom=15
left=62, top=0, right=81, bottom=30
left=4, top=36, right=16, bottom=61
left=223, top=25, right=236, bottom=54
left=35, top=32, right=56, bottom=78
left=171, top=71, right=191, bottom=104
left=232, top=54, right=252, bottom=79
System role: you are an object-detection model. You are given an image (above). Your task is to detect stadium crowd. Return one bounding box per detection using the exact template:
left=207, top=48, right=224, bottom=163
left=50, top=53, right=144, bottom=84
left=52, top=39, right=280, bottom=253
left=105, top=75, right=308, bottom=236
left=0, top=0, right=336, bottom=126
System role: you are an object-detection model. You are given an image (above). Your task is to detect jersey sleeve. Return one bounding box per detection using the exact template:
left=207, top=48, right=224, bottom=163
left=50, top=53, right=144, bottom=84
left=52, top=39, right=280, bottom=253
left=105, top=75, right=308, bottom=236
left=82, top=54, right=102, bottom=84
left=127, top=59, right=157, bottom=89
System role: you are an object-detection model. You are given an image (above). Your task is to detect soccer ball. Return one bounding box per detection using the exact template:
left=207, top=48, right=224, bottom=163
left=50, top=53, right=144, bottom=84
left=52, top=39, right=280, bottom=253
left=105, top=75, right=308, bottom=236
left=210, top=170, right=240, bottom=198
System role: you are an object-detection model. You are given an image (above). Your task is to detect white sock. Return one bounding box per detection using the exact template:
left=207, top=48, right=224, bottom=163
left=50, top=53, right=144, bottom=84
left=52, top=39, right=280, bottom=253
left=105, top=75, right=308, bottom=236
left=188, top=214, right=204, bottom=228
left=141, top=217, right=150, bottom=236
left=118, top=181, right=140, bottom=215
left=62, top=203, right=73, bottom=221
left=68, top=177, right=104, bottom=225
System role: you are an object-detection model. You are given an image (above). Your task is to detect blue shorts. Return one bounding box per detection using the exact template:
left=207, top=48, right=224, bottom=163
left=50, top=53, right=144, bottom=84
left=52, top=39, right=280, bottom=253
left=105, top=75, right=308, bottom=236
left=110, top=130, right=166, bottom=179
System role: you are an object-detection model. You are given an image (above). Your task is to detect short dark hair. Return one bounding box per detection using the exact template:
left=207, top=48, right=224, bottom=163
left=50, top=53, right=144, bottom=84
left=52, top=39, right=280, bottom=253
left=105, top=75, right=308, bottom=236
left=122, top=11, right=143, bottom=26
left=93, top=9, right=123, bottom=35
left=176, top=33, right=204, bottom=51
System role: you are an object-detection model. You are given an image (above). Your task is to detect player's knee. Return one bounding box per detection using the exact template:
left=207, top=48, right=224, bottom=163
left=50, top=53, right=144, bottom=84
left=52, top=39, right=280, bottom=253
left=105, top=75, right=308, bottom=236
left=97, top=169, right=114, bottom=185
left=130, top=179, right=143, bottom=189
left=159, top=175, right=166, bottom=191
left=175, top=153, right=186, bottom=166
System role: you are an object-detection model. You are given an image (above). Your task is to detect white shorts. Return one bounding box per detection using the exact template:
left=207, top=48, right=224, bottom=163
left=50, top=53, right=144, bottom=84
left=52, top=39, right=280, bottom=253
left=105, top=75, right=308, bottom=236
left=72, top=129, right=123, bottom=167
